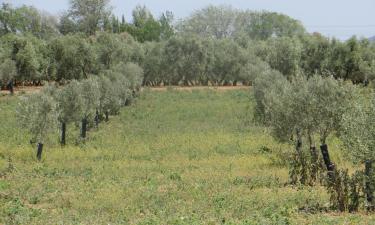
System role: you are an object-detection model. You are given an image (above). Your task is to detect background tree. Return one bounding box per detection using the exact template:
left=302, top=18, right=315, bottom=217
left=163, top=35, right=209, bottom=85
left=58, top=12, right=78, bottom=35
left=235, top=10, right=306, bottom=40
left=210, top=39, right=248, bottom=85
left=0, top=45, right=17, bottom=93
left=68, top=0, right=111, bottom=35
left=159, top=11, right=175, bottom=40
left=0, top=3, right=59, bottom=38
left=178, top=5, right=237, bottom=39
left=259, top=37, right=302, bottom=77
left=49, top=34, right=96, bottom=81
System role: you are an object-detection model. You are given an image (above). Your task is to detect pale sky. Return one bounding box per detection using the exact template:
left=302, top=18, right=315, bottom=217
left=4, top=0, right=375, bottom=40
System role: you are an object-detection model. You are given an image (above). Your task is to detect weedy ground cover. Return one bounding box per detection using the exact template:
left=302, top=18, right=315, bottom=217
left=0, top=89, right=374, bottom=224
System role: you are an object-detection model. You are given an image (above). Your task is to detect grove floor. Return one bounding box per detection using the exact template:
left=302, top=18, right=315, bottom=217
left=0, top=89, right=374, bottom=224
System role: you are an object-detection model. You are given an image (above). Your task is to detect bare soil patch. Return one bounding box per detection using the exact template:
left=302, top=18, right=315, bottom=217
left=146, top=86, right=251, bottom=92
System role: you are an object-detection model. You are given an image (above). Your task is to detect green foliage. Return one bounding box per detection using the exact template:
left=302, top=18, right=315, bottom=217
left=210, top=39, right=248, bottom=84
left=16, top=93, right=58, bottom=143
left=0, top=3, right=59, bottom=38
left=68, top=0, right=111, bottom=35
left=178, top=5, right=237, bottom=39
left=163, top=35, right=210, bottom=85
left=178, top=5, right=305, bottom=40
left=259, top=37, right=302, bottom=77
left=341, top=90, right=375, bottom=163
left=96, top=75, right=121, bottom=116
left=55, top=80, right=83, bottom=123
left=94, top=32, right=143, bottom=70
left=79, top=78, right=100, bottom=120
left=235, top=10, right=306, bottom=40
left=0, top=59, right=16, bottom=85
left=48, top=34, right=96, bottom=80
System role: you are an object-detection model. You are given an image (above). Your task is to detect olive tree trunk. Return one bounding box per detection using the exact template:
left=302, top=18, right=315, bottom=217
left=320, top=144, right=335, bottom=181
left=7, top=80, right=14, bottom=95
left=95, top=109, right=99, bottom=128
left=309, top=134, right=319, bottom=182
left=105, top=110, right=109, bottom=122
left=81, top=118, right=87, bottom=139
left=296, top=129, right=307, bottom=185
left=37, top=143, right=43, bottom=161
left=60, top=122, right=66, bottom=145
left=365, top=160, right=374, bottom=211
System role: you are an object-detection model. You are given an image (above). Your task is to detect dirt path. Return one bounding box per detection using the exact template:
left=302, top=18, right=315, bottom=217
left=0, top=85, right=250, bottom=97
left=145, top=86, right=251, bottom=92
left=0, top=86, right=43, bottom=96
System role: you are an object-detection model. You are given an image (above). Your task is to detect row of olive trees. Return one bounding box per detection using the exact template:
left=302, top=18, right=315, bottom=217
left=16, top=62, right=143, bottom=160
left=0, top=32, right=143, bottom=88
left=143, top=36, right=268, bottom=86
left=1, top=30, right=374, bottom=91
left=253, top=71, right=375, bottom=211
left=248, top=34, right=375, bottom=83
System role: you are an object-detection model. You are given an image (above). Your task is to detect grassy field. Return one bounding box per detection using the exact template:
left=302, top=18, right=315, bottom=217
left=0, top=88, right=374, bottom=224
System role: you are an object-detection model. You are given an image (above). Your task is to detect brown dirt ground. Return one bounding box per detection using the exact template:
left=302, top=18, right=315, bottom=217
left=0, top=85, right=251, bottom=97
left=0, top=86, right=43, bottom=96
left=144, top=86, right=251, bottom=92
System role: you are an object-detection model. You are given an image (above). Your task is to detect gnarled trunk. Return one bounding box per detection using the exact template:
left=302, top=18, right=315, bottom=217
left=320, top=144, right=335, bottom=181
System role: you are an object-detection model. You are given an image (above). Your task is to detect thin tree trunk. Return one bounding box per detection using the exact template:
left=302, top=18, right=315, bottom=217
left=7, top=80, right=14, bottom=95
left=309, top=134, right=318, bottom=182
left=320, top=144, right=335, bottom=181
left=81, top=118, right=87, bottom=139
left=125, top=98, right=131, bottom=106
left=365, top=160, right=374, bottom=211
left=105, top=110, right=109, bottom=122
left=60, top=122, right=66, bottom=145
left=95, top=109, right=100, bottom=127
left=296, top=129, right=307, bottom=185
left=37, top=143, right=43, bottom=161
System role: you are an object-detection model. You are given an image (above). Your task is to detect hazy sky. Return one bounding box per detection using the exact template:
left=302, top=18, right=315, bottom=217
left=5, top=0, right=375, bottom=40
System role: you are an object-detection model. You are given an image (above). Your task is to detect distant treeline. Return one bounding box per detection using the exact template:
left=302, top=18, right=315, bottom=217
left=0, top=1, right=374, bottom=87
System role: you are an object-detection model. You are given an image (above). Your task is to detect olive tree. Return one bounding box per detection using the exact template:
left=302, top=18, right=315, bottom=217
left=253, top=69, right=285, bottom=123
left=17, top=93, right=57, bottom=160
left=0, top=59, right=16, bottom=94
left=262, top=37, right=302, bottom=77
left=96, top=75, right=122, bottom=121
left=307, top=75, right=354, bottom=177
left=68, top=0, right=111, bottom=35
left=163, top=35, right=209, bottom=85
left=341, top=91, right=375, bottom=210
left=78, top=78, right=100, bottom=139
left=48, top=34, right=96, bottom=81
left=210, top=39, right=247, bottom=85
left=142, top=41, right=166, bottom=86
left=55, top=80, right=83, bottom=145
left=178, top=5, right=237, bottom=39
